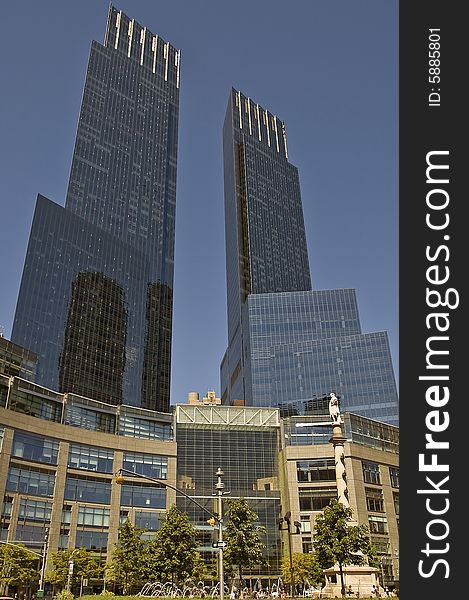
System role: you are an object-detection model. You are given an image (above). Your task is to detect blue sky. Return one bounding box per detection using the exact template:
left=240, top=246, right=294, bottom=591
left=0, top=0, right=398, bottom=405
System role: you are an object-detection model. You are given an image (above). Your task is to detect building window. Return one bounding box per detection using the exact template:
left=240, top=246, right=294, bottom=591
left=120, top=484, right=166, bottom=509
left=0, top=525, right=8, bottom=540
left=77, top=506, right=110, bottom=528
left=119, top=415, right=172, bottom=440
left=15, top=523, right=48, bottom=545
left=62, top=505, right=72, bottom=525
left=368, top=515, right=388, bottom=535
left=18, top=499, right=52, bottom=522
left=9, top=387, right=62, bottom=423
left=370, top=537, right=390, bottom=553
left=297, top=459, right=335, bottom=483
left=12, top=431, right=59, bottom=465
left=389, top=467, right=399, bottom=488
left=64, top=476, right=111, bottom=504
left=393, top=492, right=399, bottom=516
left=75, top=530, right=108, bottom=551
left=302, top=536, right=312, bottom=554
left=362, top=461, right=381, bottom=485
left=68, top=444, right=114, bottom=473
left=123, top=452, right=168, bottom=479
left=0, top=385, right=7, bottom=409
left=300, top=515, right=311, bottom=533
left=134, top=511, right=163, bottom=531
left=7, top=466, right=55, bottom=497
left=64, top=404, right=115, bottom=434
left=299, top=487, right=337, bottom=511
left=365, top=487, right=385, bottom=513
left=1, top=496, right=13, bottom=518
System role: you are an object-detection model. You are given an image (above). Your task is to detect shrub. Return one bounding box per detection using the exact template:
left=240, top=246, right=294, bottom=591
left=54, top=591, right=75, bottom=600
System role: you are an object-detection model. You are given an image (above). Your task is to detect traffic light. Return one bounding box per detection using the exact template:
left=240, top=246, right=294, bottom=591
left=207, top=517, right=216, bottom=527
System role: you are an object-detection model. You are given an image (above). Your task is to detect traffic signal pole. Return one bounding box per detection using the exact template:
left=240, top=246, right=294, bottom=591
left=116, top=467, right=227, bottom=600
left=215, top=467, right=225, bottom=600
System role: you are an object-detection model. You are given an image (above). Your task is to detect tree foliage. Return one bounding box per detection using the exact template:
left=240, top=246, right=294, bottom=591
left=313, top=499, right=377, bottom=596
left=46, top=548, right=103, bottom=590
left=223, top=497, right=266, bottom=583
left=54, top=590, right=75, bottom=600
left=107, top=508, right=202, bottom=590
left=151, top=505, right=199, bottom=585
left=281, top=553, right=324, bottom=590
left=0, top=543, right=38, bottom=593
left=106, top=520, right=147, bottom=594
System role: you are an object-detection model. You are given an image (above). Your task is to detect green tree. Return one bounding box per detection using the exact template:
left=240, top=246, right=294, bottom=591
left=106, top=520, right=147, bottom=594
left=46, top=548, right=104, bottom=591
left=281, top=553, right=324, bottom=591
left=0, top=543, right=38, bottom=594
left=223, top=498, right=266, bottom=587
left=313, top=499, right=377, bottom=598
left=151, top=505, right=199, bottom=585
left=190, top=552, right=207, bottom=583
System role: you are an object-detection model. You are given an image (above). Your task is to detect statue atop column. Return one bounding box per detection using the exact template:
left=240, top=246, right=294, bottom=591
left=329, top=392, right=342, bottom=424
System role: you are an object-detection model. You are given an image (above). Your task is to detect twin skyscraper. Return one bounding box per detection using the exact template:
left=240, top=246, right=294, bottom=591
left=11, top=5, right=398, bottom=425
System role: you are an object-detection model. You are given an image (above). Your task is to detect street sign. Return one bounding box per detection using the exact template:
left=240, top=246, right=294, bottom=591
left=212, top=541, right=227, bottom=549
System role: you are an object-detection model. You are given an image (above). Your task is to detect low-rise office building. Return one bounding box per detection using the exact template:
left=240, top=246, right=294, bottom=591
left=279, top=413, right=399, bottom=588
left=0, top=373, right=176, bottom=567
left=0, top=368, right=398, bottom=588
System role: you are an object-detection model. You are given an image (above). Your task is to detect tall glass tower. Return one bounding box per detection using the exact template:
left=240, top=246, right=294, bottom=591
left=221, top=89, right=399, bottom=425
left=223, top=88, right=312, bottom=345
left=12, top=6, right=180, bottom=412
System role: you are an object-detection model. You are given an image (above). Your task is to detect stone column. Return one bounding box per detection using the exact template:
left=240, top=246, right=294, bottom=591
left=329, top=421, right=349, bottom=508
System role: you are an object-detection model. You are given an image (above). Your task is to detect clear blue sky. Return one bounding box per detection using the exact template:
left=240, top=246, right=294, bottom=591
left=0, top=0, right=398, bottom=405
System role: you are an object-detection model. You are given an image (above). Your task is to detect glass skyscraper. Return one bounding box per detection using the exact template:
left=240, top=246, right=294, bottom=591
left=221, top=90, right=398, bottom=425
left=223, top=88, right=312, bottom=346
left=12, top=6, right=180, bottom=412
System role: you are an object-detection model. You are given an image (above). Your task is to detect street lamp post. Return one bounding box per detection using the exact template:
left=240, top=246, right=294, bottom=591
left=215, top=468, right=225, bottom=600
left=38, top=527, right=49, bottom=596
left=66, top=549, right=80, bottom=592
left=278, top=512, right=301, bottom=597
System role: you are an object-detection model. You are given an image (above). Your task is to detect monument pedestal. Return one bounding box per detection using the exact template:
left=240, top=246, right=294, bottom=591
left=322, top=564, right=383, bottom=598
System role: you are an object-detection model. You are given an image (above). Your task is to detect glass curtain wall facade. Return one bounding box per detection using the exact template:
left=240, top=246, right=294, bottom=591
left=247, top=291, right=398, bottom=425
left=222, top=289, right=399, bottom=425
left=221, top=90, right=398, bottom=425
left=222, top=88, right=311, bottom=406
left=175, top=405, right=282, bottom=579
left=12, top=5, right=180, bottom=412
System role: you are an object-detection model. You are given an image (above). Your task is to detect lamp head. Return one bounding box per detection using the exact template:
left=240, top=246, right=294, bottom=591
left=115, top=472, right=125, bottom=485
